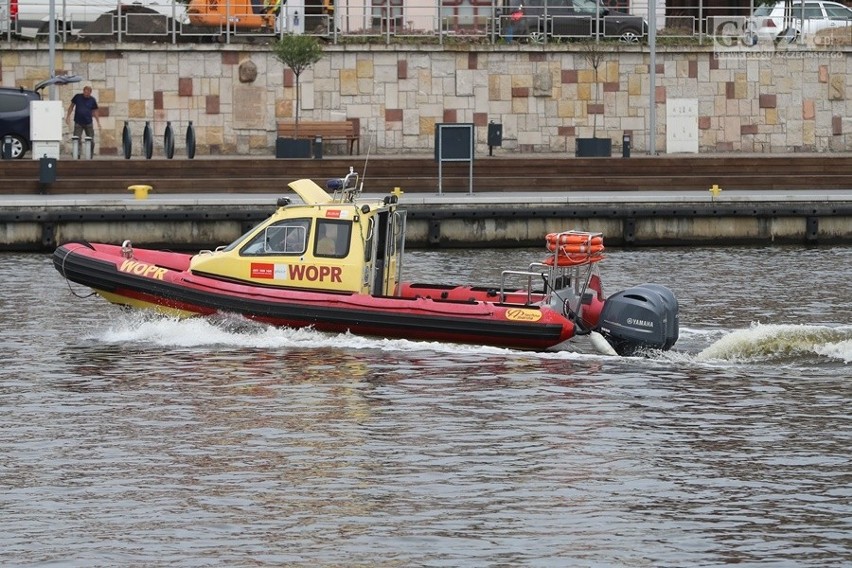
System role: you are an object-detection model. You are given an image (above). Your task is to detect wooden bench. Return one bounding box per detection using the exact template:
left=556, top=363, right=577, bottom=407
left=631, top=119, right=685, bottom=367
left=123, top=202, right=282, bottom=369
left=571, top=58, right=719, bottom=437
left=276, top=119, right=360, bottom=155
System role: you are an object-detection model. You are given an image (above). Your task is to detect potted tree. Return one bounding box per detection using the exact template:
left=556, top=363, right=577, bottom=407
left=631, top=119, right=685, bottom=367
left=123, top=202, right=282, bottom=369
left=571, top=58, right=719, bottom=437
left=575, top=42, right=612, bottom=157
left=272, top=34, right=324, bottom=158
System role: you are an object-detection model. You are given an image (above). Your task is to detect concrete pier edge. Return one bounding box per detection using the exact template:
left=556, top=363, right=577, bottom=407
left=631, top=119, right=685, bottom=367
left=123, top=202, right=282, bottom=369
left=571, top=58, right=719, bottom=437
left=3, top=188, right=850, bottom=251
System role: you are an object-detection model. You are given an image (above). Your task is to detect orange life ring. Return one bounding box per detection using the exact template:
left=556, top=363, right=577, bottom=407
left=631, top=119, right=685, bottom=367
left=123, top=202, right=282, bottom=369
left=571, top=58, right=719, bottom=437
left=546, top=243, right=605, bottom=255
left=543, top=253, right=604, bottom=267
left=544, top=232, right=605, bottom=265
left=546, top=233, right=603, bottom=247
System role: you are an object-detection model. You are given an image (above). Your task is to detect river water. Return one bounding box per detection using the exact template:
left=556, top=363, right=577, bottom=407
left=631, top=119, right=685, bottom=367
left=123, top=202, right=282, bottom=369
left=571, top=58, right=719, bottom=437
left=2, top=246, right=850, bottom=567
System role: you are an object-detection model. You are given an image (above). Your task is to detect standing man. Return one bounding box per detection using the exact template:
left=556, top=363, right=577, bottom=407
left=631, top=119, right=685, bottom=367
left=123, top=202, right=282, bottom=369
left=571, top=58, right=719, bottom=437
left=65, top=85, right=100, bottom=151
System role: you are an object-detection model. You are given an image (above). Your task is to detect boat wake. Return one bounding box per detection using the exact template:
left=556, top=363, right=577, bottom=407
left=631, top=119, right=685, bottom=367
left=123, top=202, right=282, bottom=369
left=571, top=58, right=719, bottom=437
left=91, top=314, right=852, bottom=367
left=92, top=312, right=559, bottom=358
left=694, top=323, right=852, bottom=364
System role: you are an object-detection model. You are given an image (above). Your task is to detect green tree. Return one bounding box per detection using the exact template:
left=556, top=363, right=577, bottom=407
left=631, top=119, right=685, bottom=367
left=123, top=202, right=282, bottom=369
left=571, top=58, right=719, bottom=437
left=272, top=34, right=324, bottom=139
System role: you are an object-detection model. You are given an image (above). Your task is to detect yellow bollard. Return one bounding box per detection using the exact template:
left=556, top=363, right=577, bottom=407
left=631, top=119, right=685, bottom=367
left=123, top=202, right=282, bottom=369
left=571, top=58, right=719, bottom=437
left=128, top=184, right=153, bottom=200
left=709, top=184, right=722, bottom=201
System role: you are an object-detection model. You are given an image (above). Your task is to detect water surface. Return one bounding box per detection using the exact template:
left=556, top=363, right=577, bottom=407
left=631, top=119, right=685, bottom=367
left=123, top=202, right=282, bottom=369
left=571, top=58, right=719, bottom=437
left=2, top=246, right=850, bottom=566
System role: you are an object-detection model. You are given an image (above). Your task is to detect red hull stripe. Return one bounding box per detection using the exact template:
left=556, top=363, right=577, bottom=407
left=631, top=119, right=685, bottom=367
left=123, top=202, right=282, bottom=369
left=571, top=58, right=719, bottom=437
left=54, top=244, right=574, bottom=349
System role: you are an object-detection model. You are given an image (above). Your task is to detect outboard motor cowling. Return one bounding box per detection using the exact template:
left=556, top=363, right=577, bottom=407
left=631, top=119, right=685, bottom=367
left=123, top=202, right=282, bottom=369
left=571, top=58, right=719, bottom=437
left=597, top=284, right=679, bottom=356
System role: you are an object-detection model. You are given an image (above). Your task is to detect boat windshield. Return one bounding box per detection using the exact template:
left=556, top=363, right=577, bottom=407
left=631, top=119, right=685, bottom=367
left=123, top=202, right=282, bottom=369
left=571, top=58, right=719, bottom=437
left=220, top=224, right=260, bottom=252
left=239, top=218, right=312, bottom=256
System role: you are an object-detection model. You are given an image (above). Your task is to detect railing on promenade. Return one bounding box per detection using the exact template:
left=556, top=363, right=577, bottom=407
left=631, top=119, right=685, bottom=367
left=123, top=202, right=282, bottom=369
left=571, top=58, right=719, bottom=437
left=1, top=1, right=850, bottom=47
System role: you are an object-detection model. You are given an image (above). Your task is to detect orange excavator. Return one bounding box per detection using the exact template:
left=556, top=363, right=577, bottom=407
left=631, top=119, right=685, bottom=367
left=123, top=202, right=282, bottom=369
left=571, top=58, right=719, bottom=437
left=186, top=0, right=333, bottom=31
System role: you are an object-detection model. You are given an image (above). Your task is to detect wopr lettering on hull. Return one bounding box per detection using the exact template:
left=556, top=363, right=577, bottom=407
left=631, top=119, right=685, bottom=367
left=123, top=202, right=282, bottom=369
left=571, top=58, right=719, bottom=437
left=250, top=263, right=342, bottom=283
left=288, top=264, right=342, bottom=283
left=119, top=259, right=167, bottom=280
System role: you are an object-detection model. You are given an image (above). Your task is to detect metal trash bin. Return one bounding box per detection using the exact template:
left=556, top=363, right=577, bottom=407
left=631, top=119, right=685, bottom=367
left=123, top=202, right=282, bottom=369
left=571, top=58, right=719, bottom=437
left=487, top=122, right=503, bottom=147
left=39, top=156, right=57, bottom=184
left=487, top=121, right=503, bottom=156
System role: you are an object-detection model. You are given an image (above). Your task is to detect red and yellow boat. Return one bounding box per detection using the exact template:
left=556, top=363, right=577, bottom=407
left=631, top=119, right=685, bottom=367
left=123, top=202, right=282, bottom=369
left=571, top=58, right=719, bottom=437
left=53, top=169, right=678, bottom=354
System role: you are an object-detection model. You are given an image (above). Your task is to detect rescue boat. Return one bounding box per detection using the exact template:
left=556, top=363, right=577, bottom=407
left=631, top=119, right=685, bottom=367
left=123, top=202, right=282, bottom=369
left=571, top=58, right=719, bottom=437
left=53, top=168, right=679, bottom=355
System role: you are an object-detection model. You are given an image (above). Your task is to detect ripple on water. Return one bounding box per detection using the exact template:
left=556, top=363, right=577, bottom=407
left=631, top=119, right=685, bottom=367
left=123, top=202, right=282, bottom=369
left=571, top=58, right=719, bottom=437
left=0, top=248, right=850, bottom=566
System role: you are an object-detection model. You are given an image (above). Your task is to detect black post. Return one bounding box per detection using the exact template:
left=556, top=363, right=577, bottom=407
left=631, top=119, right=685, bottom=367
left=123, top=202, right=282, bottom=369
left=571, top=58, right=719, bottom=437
left=164, top=121, right=175, bottom=159
left=122, top=121, right=132, bottom=159
left=186, top=121, right=196, bottom=159
left=622, top=132, right=631, bottom=158
left=143, top=121, right=153, bottom=159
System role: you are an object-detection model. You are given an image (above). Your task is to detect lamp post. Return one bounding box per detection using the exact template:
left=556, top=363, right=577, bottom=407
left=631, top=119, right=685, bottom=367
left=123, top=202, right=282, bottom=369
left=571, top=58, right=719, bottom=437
left=648, top=0, right=656, bottom=155
left=48, top=0, right=56, bottom=100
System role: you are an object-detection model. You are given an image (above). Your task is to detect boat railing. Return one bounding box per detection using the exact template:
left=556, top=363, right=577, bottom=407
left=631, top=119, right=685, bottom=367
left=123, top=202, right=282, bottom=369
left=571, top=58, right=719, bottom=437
left=499, top=269, right=548, bottom=305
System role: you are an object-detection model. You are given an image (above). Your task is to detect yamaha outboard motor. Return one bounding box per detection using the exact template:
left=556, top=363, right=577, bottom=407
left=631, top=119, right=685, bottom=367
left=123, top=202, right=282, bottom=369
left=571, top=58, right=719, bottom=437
left=596, top=284, right=679, bottom=356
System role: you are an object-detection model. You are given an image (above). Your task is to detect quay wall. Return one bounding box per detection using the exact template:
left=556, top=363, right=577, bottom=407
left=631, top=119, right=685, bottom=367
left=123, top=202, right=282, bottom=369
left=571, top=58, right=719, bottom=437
left=1, top=43, right=850, bottom=157
left=3, top=201, right=850, bottom=252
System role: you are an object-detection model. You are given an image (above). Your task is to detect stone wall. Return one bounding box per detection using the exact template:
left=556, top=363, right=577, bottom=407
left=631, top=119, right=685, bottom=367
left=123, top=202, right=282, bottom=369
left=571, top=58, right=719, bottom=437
left=1, top=43, right=849, bottom=156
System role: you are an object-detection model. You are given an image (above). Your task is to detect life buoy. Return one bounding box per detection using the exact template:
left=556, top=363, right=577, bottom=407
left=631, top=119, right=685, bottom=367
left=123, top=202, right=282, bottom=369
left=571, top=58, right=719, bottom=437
left=546, top=242, right=605, bottom=255
left=543, top=232, right=605, bottom=265
left=543, top=253, right=604, bottom=267
left=546, top=232, right=604, bottom=247
left=546, top=233, right=604, bottom=253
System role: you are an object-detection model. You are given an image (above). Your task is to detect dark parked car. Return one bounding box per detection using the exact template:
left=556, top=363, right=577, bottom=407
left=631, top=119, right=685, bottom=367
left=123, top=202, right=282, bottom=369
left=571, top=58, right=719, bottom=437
left=502, top=0, right=648, bottom=43
left=0, top=75, right=81, bottom=159
left=0, top=85, right=42, bottom=159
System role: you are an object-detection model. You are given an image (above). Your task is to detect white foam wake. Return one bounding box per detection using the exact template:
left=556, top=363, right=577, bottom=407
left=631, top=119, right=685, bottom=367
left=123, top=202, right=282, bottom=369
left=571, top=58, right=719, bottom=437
left=697, top=323, right=852, bottom=364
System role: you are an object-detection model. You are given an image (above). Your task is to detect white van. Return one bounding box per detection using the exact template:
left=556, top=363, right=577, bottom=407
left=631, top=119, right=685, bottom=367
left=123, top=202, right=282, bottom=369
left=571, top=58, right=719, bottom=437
left=7, top=0, right=187, bottom=38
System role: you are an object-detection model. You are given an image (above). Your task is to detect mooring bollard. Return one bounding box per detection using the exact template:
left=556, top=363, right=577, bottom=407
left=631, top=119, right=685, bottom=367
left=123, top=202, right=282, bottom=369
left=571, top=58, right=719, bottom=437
left=128, top=184, right=153, bottom=200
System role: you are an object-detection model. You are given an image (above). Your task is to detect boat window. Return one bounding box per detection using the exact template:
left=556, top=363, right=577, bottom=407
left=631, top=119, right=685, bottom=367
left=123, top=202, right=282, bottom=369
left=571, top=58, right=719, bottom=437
left=314, top=220, right=352, bottom=258
left=241, top=219, right=311, bottom=255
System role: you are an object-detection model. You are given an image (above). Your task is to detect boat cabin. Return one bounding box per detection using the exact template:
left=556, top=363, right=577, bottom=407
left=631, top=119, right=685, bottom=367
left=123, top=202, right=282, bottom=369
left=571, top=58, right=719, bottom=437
left=189, top=168, right=406, bottom=296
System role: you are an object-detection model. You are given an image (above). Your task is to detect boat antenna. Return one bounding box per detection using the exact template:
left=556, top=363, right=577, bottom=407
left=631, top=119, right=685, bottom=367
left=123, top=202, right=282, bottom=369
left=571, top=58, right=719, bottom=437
left=359, top=127, right=374, bottom=194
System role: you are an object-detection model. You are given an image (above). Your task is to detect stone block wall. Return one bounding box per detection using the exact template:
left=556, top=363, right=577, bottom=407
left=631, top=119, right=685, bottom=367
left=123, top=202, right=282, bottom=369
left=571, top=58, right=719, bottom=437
left=1, top=43, right=849, bottom=156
